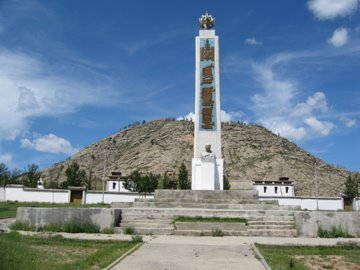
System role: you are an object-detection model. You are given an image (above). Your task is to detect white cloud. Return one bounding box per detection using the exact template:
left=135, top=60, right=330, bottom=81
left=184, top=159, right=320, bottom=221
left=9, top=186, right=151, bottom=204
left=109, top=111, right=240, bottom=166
left=307, top=0, right=359, bottom=20
left=21, top=134, right=79, bottom=155
left=244, top=38, right=262, bottom=46
left=328, top=28, right=348, bottom=47
left=262, top=118, right=307, bottom=140
left=250, top=61, right=336, bottom=141
left=0, top=154, right=12, bottom=164
left=0, top=47, right=119, bottom=140
left=304, top=117, right=335, bottom=135
left=340, top=117, right=357, bottom=127
left=177, top=112, right=195, bottom=121
left=292, top=92, right=329, bottom=117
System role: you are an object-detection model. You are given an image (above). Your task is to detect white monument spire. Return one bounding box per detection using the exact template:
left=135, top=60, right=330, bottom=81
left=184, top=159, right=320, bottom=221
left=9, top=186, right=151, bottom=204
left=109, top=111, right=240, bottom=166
left=192, top=12, right=224, bottom=190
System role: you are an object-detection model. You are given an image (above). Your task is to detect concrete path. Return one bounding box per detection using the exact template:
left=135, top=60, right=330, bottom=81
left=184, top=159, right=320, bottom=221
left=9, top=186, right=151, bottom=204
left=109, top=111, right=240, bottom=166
left=0, top=218, right=15, bottom=232
left=112, top=236, right=266, bottom=270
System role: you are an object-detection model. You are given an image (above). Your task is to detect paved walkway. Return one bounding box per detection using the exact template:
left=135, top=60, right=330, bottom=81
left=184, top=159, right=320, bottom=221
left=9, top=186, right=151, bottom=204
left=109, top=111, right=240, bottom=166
left=112, top=236, right=266, bottom=270
left=0, top=218, right=15, bottom=232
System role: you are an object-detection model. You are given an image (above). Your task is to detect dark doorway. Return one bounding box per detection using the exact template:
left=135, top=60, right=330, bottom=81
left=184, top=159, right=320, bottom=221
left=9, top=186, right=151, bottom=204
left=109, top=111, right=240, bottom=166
left=343, top=197, right=353, bottom=211
left=70, top=190, right=83, bottom=205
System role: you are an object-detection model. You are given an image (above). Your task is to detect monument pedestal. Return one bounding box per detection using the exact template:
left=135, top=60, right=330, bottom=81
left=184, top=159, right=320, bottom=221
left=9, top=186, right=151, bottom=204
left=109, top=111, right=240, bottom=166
left=192, top=157, right=223, bottom=190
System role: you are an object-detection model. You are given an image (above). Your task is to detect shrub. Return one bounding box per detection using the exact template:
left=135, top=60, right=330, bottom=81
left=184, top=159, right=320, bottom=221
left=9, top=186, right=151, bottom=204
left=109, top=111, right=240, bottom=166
left=124, top=226, right=136, bottom=235
left=62, top=219, right=99, bottom=233
left=131, top=235, right=143, bottom=243
left=39, top=224, right=62, bottom=232
left=10, top=221, right=33, bottom=231
left=101, top=227, right=114, bottom=234
left=211, top=228, right=224, bottom=237
left=318, top=225, right=353, bottom=238
left=288, top=257, right=295, bottom=268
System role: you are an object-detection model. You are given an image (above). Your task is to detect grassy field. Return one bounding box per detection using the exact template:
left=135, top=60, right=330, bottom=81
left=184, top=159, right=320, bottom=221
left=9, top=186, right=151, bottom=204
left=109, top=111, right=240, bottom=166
left=0, top=201, right=109, bottom=219
left=256, top=244, right=360, bottom=270
left=0, top=232, right=139, bottom=270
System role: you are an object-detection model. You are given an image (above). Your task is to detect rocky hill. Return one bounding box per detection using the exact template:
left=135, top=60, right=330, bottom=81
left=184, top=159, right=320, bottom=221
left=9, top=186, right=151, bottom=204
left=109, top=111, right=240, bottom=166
left=42, top=119, right=351, bottom=196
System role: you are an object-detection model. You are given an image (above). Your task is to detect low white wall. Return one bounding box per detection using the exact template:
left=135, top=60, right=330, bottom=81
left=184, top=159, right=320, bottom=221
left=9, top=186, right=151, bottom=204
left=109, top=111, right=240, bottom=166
left=355, top=198, right=360, bottom=211
left=295, top=212, right=360, bottom=237
left=85, top=191, right=153, bottom=204
left=1, top=185, right=154, bottom=204
left=260, top=196, right=344, bottom=210
left=2, top=185, right=69, bottom=203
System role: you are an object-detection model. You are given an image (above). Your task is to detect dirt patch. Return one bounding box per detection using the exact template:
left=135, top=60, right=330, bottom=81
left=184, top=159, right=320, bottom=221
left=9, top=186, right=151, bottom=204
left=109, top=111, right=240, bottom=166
left=31, top=245, right=98, bottom=264
left=295, top=255, right=360, bottom=270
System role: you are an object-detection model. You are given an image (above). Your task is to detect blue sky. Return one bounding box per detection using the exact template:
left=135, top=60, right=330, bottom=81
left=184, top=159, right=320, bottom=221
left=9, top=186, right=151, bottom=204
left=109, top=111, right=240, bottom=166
left=0, top=0, right=359, bottom=172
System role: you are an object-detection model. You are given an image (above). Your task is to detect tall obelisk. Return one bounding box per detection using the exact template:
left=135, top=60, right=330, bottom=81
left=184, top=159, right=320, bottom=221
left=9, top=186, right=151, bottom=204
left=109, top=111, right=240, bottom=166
left=192, top=11, right=224, bottom=190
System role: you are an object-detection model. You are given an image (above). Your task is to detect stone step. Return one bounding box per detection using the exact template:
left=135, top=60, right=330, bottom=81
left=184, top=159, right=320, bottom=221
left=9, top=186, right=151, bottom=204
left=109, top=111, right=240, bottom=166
left=130, top=202, right=298, bottom=210
left=134, top=198, right=155, bottom=202
left=121, top=215, right=295, bottom=224
left=121, top=208, right=294, bottom=220
left=154, top=190, right=259, bottom=203
left=173, top=229, right=248, bottom=236
left=110, top=202, right=134, bottom=208
left=247, top=221, right=295, bottom=226
left=113, top=226, right=174, bottom=235
left=121, top=207, right=294, bottom=215
left=174, top=222, right=246, bottom=231
left=247, top=224, right=295, bottom=230
left=120, top=222, right=173, bottom=228
left=120, top=219, right=173, bottom=224
left=246, top=229, right=297, bottom=237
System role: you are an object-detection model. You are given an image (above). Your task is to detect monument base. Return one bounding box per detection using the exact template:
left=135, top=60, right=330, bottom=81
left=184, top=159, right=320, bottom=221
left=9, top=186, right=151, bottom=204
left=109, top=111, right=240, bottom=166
left=191, top=158, right=223, bottom=190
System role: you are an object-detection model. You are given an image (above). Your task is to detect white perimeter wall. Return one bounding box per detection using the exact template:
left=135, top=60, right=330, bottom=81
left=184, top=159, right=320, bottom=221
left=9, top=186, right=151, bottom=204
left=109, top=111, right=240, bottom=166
left=0, top=185, right=358, bottom=210
left=85, top=191, right=153, bottom=204
left=0, top=185, right=153, bottom=204
left=260, top=196, right=345, bottom=211
left=0, top=185, right=69, bottom=203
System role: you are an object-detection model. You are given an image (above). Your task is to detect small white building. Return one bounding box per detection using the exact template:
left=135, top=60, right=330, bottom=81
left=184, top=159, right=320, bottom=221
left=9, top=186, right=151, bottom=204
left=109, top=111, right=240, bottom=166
left=105, top=172, right=130, bottom=192
left=254, top=177, right=295, bottom=197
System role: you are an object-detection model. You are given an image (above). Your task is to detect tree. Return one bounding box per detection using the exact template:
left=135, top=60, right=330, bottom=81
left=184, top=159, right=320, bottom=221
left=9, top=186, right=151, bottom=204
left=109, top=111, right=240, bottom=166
left=123, top=170, right=141, bottom=192
left=0, top=163, right=9, bottom=186
left=0, top=163, right=10, bottom=201
left=138, top=173, right=158, bottom=197
left=158, top=173, right=170, bottom=189
left=63, top=162, right=87, bottom=187
left=123, top=171, right=159, bottom=197
left=223, top=175, right=231, bottom=190
left=84, top=169, right=94, bottom=190
left=23, top=164, right=41, bottom=188
left=177, top=163, right=190, bottom=190
left=344, top=173, right=360, bottom=198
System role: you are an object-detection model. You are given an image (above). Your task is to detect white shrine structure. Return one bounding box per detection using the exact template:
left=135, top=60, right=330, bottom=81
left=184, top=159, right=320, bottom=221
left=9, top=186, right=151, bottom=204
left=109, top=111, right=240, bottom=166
left=192, top=12, right=224, bottom=190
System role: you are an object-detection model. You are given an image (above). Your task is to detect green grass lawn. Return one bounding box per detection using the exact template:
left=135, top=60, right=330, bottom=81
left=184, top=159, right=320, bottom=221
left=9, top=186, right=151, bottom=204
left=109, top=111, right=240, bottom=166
left=0, top=201, right=110, bottom=219
left=0, top=232, right=139, bottom=270
left=256, top=244, right=360, bottom=270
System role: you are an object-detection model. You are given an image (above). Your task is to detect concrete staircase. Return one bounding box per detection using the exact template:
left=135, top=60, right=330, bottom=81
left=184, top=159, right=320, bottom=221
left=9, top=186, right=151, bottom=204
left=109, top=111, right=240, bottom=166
left=111, top=189, right=298, bottom=237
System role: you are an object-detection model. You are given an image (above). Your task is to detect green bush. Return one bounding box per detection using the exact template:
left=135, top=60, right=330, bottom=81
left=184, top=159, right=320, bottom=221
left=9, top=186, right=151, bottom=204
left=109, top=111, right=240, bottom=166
left=211, top=228, right=224, bottom=237
left=10, top=221, right=33, bottom=231
left=124, top=226, right=136, bottom=235
left=101, top=228, right=114, bottom=234
left=39, top=224, right=62, bottom=232
left=131, top=235, right=143, bottom=243
left=318, top=225, right=353, bottom=238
